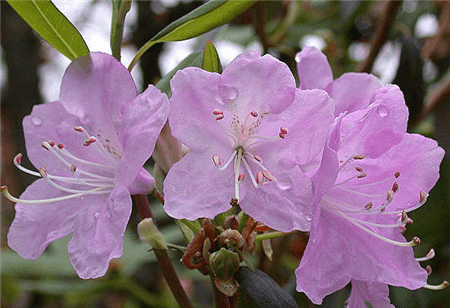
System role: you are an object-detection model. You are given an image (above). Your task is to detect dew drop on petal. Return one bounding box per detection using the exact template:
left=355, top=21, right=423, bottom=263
left=94, top=212, right=100, bottom=218
left=305, top=208, right=313, bottom=222
left=218, top=85, right=238, bottom=102
left=31, top=117, right=42, bottom=126
left=276, top=173, right=292, bottom=190
left=377, top=105, right=389, bottom=117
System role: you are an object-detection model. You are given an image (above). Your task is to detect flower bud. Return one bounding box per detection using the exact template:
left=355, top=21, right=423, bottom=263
left=137, top=218, right=167, bottom=250
left=209, top=248, right=240, bottom=280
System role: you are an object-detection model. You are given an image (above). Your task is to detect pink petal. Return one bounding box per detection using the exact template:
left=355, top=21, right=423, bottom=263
left=348, top=280, right=394, bottom=308
left=114, top=85, right=169, bottom=190
left=7, top=179, right=83, bottom=259
left=326, top=72, right=381, bottom=116
left=68, top=184, right=131, bottom=279
left=296, top=47, right=333, bottom=90
left=60, top=53, right=137, bottom=156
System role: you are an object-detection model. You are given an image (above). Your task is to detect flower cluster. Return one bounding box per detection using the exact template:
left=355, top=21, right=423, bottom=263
left=3, top=47, right=446, bottom=306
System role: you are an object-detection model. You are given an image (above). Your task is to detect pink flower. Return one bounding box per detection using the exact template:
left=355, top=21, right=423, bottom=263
left=4, top=53, right=169, bottom=279
left=294, top=47, right=445, bottom=305
left=163, top=51, right=334, bottom=232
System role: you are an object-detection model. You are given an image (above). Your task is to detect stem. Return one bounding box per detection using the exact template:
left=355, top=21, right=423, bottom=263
left=133, top=194, right=194, bottom=308
left=254, top=231, right=296, bottom=242
left=110, top=0, right=131, bottom=61
left=210, top=274, right=231, bottom=308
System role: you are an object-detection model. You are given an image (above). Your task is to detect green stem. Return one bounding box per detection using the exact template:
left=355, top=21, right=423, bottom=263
left=254, top=231, right=296, bottom=242
left=133, top=194, right=194, bottom=308
left=237, top=212, right=248, bottom=233
left=110, top=0, right=131, bottom=61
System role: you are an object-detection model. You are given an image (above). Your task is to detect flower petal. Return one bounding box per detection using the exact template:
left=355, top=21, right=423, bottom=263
left=7, top=179, right=82, bottom=259
left=296, top=209, right=427, bottom=305
left=68, top=184, right=131, bottom=279
left=114, top=85, right=169, bottom=190
left=169, top=67, right=226, bottom=150
left=163, top=149, right=238, bottom=220
left=326, top=72, right=381, bottom=116
left=348, top=280, right=394, bottom=308
left=60, top=52, right=137, bottom=156
left=296, top=47, right=333, bottom=90
left=220, top=51, right=296, bottom=114
left=242, top=168, right=313, bottom=232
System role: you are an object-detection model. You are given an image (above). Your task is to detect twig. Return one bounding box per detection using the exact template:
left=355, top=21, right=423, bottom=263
left=358, top=0, right=402, bottom=73
left=133, top=194, right=194, bottom=308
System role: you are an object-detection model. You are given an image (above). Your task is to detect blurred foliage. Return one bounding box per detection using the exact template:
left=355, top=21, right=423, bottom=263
left=2, top=0, right=450, bottom=307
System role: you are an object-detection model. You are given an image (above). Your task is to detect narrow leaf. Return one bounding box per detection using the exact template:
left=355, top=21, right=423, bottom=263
left=7, top=0, right=89, bottom=60
left=128, top=0, right=257, bottom=71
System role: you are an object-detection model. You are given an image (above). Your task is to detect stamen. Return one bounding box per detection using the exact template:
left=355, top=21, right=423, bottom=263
left=218, top=150, right=237, bottom=171
left=262, top=170, right=275, bottom=181
left=392, top=182, right=399, bottom=193
left=1, top=185, right=107, bottom=204
left=383, top=191, right=428, bottom=214
left=242, top=158, right=259, bottom=188
left=357, top=173, right=366, bottom=178
left=57, top=146, right=115, bottom=169
left=253, top=155, right=262, bottom=162
left=279, top=127, right=288, bottom=135
left=250, top=111, right=258, bottom=117
left=238, top=174, right=245, bottom=182
left=415, top=249, right=435, bottom=262
left=355, top=167, right=363, bottom=172
left=212, top=155, right=221, bottom=167
left=423, top=281, right=449, bottom=290
left=395, top=171, right=400, bottom=178
left=353, top=154, right=365, bottom=160
left=426, top=265, right=432, bottom=275
left=84, top=137, right=97, bottom=146
left=364, top=202, right=373, bottom=210
left=323, top=205, right=420, bottom=247
left=256, top=171, right=264, bottom=186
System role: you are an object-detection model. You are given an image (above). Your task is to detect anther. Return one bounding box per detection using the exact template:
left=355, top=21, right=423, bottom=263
left=71, top=164, right=77, bottom=173
left=401, top=211, right=408, bottom=222
left=262, top=170, right=275, bottom=181
left=238, top=174, right=245, bottom=182
left=353, top=154, right=365, bottom=160
left=15, top=153, right=22, bottom=165
left=386, top=190, right=394, bottom=201
left=394, top=171, right=400, bottom=178
left=364, top=202, right=373, bottom=210
left=355, top=167, right=363, bottom=172
left=48, top=141, right=55, bottom=147
left=84, top=137, right=97, bottom=146
left=412, top=236, right=421, bottom=245
left=212, top=109, right=224, bottom=116
left=420, top=191, right=426, bottom=203
left=256, top=171, right=264, bottom=185
left=41, top=142, right=50, bottom=150
left=74, top=126, right=84, bottom=132
left=392, top=182, right=399, bottom=193
left=357, top=173, right=366, bottom=178
left=212, top=155, right=221, bottom=166
left=426, top=265, right=432, bottom=275
left=57, top=144, right=64, bottom=149
left=250, top=111, right=258, bottom=117
left=279, top=132, right=285, bottom=139
left=280, top=127, right=288, bottom=135
left=253, top=155, right=262, bottom=162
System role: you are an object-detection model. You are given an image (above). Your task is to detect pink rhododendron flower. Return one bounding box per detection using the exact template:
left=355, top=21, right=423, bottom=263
left=163, top=51, right=334, bottom=232
left=4, top=53, right=169, bottom=279
left=347, top=280, right=394, bottom=308
left=294, top=47, right=445, bottom=305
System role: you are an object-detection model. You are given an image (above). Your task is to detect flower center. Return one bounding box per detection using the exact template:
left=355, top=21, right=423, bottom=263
left=2, top=126, right=117, bottom=207
left=211, top=109, right=287, bottom=203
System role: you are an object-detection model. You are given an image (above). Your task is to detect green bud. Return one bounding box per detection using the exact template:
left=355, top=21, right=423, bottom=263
left=209, top=248, right=240, bottom=280
left=137, top=218, right=167, bottom=250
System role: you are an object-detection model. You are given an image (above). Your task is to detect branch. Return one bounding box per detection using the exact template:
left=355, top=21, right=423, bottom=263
left=358, top=0, right=402, bottom=73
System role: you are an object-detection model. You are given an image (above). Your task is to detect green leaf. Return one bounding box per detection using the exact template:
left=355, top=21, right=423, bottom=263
left=7, top=0, right=89, bottom=60
left=128, top=0, right=257, bottom=71
left=202, top=40, right=222, bottom=73
left=364, top=301, right=374, bottom=308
